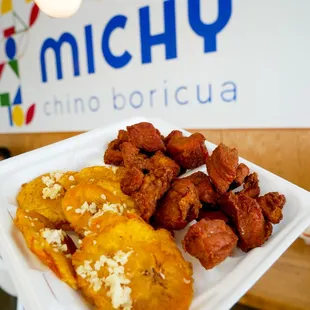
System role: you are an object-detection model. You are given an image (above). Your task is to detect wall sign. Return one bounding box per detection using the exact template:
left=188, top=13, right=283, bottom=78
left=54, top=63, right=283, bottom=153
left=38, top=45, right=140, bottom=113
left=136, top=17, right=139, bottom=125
left=0, top=0, right=309, bottom=133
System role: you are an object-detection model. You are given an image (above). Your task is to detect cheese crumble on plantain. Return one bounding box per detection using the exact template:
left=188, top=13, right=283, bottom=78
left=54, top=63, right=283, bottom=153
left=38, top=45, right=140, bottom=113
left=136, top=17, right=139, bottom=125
left=41, top=171, right=64, bottom=199
left=76, top=250, right=133, bottom=310
left=40, top=228, right=68, bottom=253
left=75, top=202, right=98, bottom=215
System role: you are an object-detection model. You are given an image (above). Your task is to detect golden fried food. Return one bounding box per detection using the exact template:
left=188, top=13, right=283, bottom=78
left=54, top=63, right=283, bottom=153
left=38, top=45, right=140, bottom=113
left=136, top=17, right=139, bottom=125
left=62, top=180, right=138, bottom=235
left=58, top=171, right=78, bottom=190
left=72, top=215, right=193, bottom=310
left=154, top=179, right=202, bottom=231
left=257, top=192, right=286, bottom=224
left=127, top=122, right=166, bottom=152
left=166, top=131, right=208, bottom=170
left=183, top=219, right=238, bottom=270
left=124, top=151, right=180, bottom=222
left=17, top=172, right=68, bottom=229
left=14, top=208, right=77, bottom=289
left=76, top=166, right=127, bottom=183
left=206, top=143, right=238, bottom=194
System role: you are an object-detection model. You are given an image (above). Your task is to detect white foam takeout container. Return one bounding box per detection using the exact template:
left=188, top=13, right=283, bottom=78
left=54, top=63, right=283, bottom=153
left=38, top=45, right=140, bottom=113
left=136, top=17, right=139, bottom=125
left=1, top=117, right=310, bottom=310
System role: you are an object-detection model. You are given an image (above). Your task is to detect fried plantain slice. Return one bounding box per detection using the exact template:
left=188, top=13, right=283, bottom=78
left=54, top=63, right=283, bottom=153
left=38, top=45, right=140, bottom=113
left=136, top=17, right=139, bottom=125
left=76, top=166, right=127, bottom=184
left=62, top=181, right=138, bottom=236
left=17, top=171, right=70, bottom=228
left=72, top=215, right=193, bottom=310
left=14, top=208, right=77, bottom=289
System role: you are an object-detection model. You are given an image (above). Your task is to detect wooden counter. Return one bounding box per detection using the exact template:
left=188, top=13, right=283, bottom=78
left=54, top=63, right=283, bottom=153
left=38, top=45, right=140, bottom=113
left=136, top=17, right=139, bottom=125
left=1, top=128, right=310, bottom=309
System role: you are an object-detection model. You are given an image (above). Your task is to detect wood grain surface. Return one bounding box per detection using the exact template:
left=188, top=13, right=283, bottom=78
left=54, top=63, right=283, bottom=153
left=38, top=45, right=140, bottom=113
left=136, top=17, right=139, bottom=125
left=0, top=128, right=310, bottom=309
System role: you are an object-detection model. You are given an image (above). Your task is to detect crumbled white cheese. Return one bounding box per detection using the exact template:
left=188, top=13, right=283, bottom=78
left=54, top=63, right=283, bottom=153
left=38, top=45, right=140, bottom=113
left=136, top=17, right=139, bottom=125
left=66, top=206, right=73, bottom=211
left=31, top=222, right=35, bottom=227
left=40, top=228, right=68, bottom=253
left=41, top=172, right=64, bottom=200
left=24, top=216, right=29, bottom=219
left=66, top=254, right=72, bottom=259
left=76, top=251, right=133, bottom=309
left=50, top=171, right=64, bottom=182
left=89, top=178, right=95, bottom=182
left=113, top=190, right=117, bottom=196
left=42, top=184, right=62, bottom=199
left=92, top=210, right=104, bottom=219
left=183, top=278, right=191, bottom=284
left=76, top=260, right=103, bottom=291
left=93, top=240, right=97, bottom=245
left=102, top=203, right=126, bottom=215
left=113, top=250, right=133, bottom=266
left=75, top=202, right=98, bottom=215
left=78, top=239, right=83, bottom=245
left=91, top=203, right=127, bottom=222
left=68, top=175, right=75, bottom=181
left=159, top=272, right=165, bottom=279
left=84, top=230, right=91, bottom=236
left=100, top=194, right=107, bottom=200
left=41, top=176, right=54, bottom=187
left=71, top=185, right=75, bottom=188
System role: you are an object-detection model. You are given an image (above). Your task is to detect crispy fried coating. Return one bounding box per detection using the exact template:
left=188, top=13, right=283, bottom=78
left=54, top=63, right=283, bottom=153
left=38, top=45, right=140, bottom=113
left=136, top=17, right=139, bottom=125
left=166, top=132, right=208, bottom=170
left=164, top=130, right=183, bottom=145
left=103, top=130, right=129, bottom=165
left=132, top=170, right=174, bottom=222
left=148, top=151, right=180, bottom=177
left=239, top=172, right=260, bottom=198
left=183, top=219, right=238, bottom=270
left=72, top=215, right=193, bottom=310
left=120, top=142, right=149, bottom=170
left=17, top=173, right=68, bottom=229
left=197, top=209, right=230, bottom=223
left=230, top=163, right=250, bottom=190
left=257, top=192, right=286, bottom=224
left=120, top=167, right=144, bottom=195
left=235, top=163, right=250, bottom=185
left=127, top=152, right=180, bottom=221
left=184, top=171, right=218, bottom=204
left=127, top=122, right=166, bottom=153
left=206, top=143, right=239, bottom=194
left=154, top=179, right=202, bottom=230
left=14, top=209, right=77, bottom=289
left=219, top=192, right=270, bottom=252
left=104, top=138, right=124, bottom=166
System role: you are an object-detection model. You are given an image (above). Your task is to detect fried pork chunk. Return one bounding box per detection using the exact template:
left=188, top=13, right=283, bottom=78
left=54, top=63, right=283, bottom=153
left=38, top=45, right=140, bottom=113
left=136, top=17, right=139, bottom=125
left=120, top=142, right=149, bottom=170
left=197, top=209, right=230, bottom=223
left=183, top=219, right=238, bottom=270
left=230, top=163, right=250, bottom=189
left=239, top=172, right=260, bottom=198
left=127, top=122, right=166, bottom=153
left=257, top=192, right=286, bottom=224
left=206, top=144, right=238, bottom=194
left=218, top=192, right=272, bottom=252
left=166, top=131, right=208, bottom=170
left=103, top=130, right=129, bottom=166
left=154, top=179, right=202, bottom=230
left=122, top=151, right=180, bottom=222
left=183, top=171, right=218, bottom=205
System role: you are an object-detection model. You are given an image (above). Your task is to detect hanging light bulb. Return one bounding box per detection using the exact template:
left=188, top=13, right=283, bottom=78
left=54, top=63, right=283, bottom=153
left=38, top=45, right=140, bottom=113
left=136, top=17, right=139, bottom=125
left=34, top=0, right=83, bottom=18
